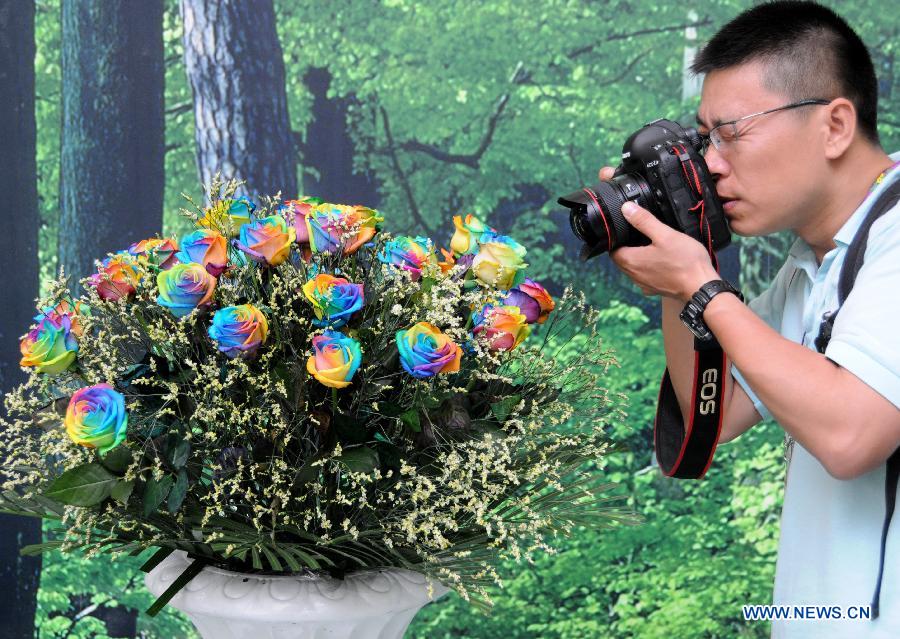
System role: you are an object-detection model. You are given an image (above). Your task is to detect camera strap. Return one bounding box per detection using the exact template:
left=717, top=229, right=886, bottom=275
left=654, top=144, right=725, bottom=479
left=655, top=336, right=726, bottom=478
left=812, top=176, right=900, bottom=620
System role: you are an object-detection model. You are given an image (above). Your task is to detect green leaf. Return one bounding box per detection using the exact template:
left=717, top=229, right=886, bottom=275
left=332, top=412, right=367, bottom=445
left=99, top=445, right=133, bottom=474
left=0, top=491, right=64, bottom=519
left=110, top=480, right=135, bottom=505
left=20, top=540, right=66, bottom=556
left=334, top=446, right=379, bottom=473
left=140, top=547, right=175, bottom=573
left=274, top=546, right=301, bottom=572
left=378, top=402, right=404, bottom=417
left=420, top=276, right=436, bottom=293
left=120, top=362, right=151, bottom=387
left=143, top=475, right=174, bottom=517
left=374, top=441, right=401, bottom=472
left=400, top=408, right=421, bottom=432
left=470, top=419, right=507, bottom=440
left=167, top=469, right=188, bottom=514
left=170, top=439, right=191, bottom=469
left=490, top=394, right=522, bottom=423
left=291, top=460, right=321, bottom=488
left=44, top=464, right=118, bottom=507
left=272, top=363, right=298, bottom=404
left=145, top=558, right=207, bottom=617
left=260, top=545, right=283, bottom=572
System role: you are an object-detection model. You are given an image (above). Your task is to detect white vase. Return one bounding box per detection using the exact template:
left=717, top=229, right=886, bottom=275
left=144, top=550, right=450, bottom=638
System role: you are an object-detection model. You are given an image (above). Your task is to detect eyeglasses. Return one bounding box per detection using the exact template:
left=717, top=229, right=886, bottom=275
left=699, top=99, right=832, bottom=152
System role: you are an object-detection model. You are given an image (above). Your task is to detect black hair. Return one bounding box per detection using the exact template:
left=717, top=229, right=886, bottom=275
left=692, top=1, right=880, bottom=144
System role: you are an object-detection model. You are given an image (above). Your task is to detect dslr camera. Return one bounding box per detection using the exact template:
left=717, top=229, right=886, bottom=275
left=559, top=119, right=731, bottom=260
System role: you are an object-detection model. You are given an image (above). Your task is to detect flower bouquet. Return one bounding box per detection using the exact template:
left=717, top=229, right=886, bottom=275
left=0, top=177, right=632, bottom=620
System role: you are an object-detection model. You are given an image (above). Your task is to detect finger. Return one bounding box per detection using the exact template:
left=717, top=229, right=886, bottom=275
left=608, top=245, right=630, bottom=268
left=621, top=202, right=669, bottom=243
left=598, top=166, right=615, bottom=181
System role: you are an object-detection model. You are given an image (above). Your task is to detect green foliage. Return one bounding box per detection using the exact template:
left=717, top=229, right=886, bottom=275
left=28, top=0, right=898, bottom=636
left=409, top=304, right=786, bottom=639
left=44, top=464, right=119, bottom=507
left=35, top=522, right=196, bottom=639
left=8, top=184, right=628, bottom=626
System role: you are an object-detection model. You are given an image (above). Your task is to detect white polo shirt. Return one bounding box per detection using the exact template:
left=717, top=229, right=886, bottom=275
left=733, top=153, right=900, bottom=638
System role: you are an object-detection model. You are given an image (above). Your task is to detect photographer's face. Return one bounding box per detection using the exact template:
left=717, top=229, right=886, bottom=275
left=696, top=61, right=829, bottom=237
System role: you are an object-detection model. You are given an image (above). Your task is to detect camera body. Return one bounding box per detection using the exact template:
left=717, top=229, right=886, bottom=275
left=559, top=119, right=731, bottom=260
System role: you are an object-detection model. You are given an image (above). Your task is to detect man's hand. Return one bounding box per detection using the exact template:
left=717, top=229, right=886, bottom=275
left=598, top=166, right=719, bottom=302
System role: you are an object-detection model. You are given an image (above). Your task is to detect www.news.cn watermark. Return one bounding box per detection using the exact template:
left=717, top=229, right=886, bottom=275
left=742, top=605, right=873, bottom=621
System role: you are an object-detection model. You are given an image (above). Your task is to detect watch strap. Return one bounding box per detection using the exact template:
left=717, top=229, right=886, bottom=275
left=680, top=279, right=743, bottom=341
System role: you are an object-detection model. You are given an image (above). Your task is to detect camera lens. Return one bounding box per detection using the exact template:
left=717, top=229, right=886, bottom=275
left=559, top=174, right=652, bottom=259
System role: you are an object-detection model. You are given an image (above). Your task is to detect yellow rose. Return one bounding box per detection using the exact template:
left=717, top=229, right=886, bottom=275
left=472, top=240, right=527, bottom=290
left=450, top=214, right=493, bottom=255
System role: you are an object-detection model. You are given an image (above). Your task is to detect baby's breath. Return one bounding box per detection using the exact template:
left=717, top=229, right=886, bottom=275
left=0, top=189, right=632, bottom=613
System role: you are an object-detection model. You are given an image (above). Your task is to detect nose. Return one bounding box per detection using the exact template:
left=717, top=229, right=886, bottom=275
left=703, top=144, right=730, bottom=180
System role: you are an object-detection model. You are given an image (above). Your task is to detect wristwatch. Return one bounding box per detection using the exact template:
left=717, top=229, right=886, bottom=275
left=679, top=279, right=744, bottom=341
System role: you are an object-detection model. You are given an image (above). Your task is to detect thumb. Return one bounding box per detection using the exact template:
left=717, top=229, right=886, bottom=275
left=621, top=201, right=667, bottom=241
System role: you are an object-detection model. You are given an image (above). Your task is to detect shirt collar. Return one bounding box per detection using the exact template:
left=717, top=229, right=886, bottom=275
left=789, top=151, right=900, bottom=269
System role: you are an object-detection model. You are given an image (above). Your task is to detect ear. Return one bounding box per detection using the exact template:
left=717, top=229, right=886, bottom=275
left=822, top=98, right=857, bottom=160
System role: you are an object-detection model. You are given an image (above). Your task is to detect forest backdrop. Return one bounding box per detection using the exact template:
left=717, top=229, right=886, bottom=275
left=1, top=0, right=898, bottom=637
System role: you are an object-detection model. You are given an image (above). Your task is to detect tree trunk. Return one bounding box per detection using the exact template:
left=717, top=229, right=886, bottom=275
left=301, top=67, right=380, bottom=207
left=69, top=593, right=137, bottom=638
left=180, top=0, right=297, bottom=200
left=0, top=2, right=42, bottom=636
left=681, top=9, right=703, bottom=102
left=58, top=0, right=166, bottom=289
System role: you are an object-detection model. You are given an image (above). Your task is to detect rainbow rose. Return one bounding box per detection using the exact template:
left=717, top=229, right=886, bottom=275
left=88, top=254, right=142, bottom=301
left=199, top=196, right=257, bottom=238
left=502, top=278, right=555, bottom=324
left=339, top=205, right=383, bottom=254
left=34, top=298, right=91, bottom=338
left=287, top=199, right=338, bottom=254
left=20, top=315, right=79, bottom=375
left=396, top=322, right=462, bottom=379
left=450, top=214, right=495, bottom=255
left=287, top=201, right=383, bottom=257
left=378, top=236, right=435, bottom=281
left=302, top=274, right=364, bottom=328
left=65, top=384, right=128, bottom=454
left=472, top=235, right=527, bottom=290
left=128, top=237, right=180, bottom=270
left=282, top=198, right=316, bottom=242
left=175, top=229, right=229, bottom=277
left=208, top=304, right=268, bottom=359
left=471, top=304, right=530, bottom=352
left=156, top=262, right=217, bottom=318
left=233, top=215, right=295, bottom=266
left=438, top=248, right=456, bottom=273
left=306, top=329, right=362, bottom=389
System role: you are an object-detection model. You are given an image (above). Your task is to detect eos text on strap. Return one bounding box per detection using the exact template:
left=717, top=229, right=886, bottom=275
left=654, top=279, right=743, bottom=479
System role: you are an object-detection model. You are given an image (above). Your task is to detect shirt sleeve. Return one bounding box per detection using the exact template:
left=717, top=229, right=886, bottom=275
left=731, top=260, right=795, bottom=420
left=825, top=203, right=900, bottom=409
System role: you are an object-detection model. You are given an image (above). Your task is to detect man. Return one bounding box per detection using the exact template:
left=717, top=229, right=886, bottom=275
left=602, top=2, right=900, bottom=637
